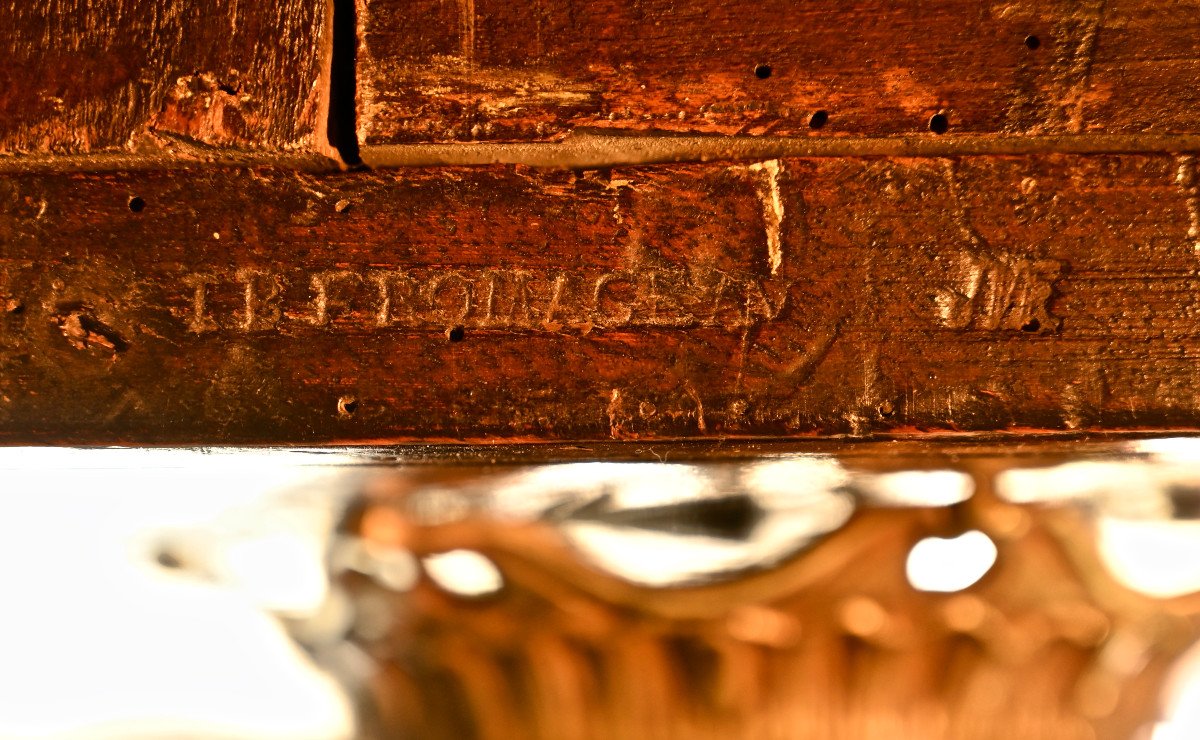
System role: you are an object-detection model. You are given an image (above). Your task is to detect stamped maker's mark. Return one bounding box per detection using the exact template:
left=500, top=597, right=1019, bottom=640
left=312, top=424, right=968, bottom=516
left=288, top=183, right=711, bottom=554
left=179, top=266, right=793, bottom=336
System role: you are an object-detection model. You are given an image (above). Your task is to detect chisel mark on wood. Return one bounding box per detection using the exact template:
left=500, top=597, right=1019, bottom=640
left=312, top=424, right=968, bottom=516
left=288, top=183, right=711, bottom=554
left=685, top=382, right=707, bottom=433
left=461, top=0, right=476, bottom=66
left=607, top=388, right=624, bottom=439
left=103, top=390, right=146, bottom=424
left=746, top=160, right=785, bottom=275
left=782, top=322, right=840, bottom=386
left=849, top=346, right=885, bottom=435
left=1175, top=154, right=1200, bottom=255
left=542, top=273, right=567, bottom=330
left=942, top=159, right=987, bottom=251
left=52, top=306, right=127, bottom=355
left=1056, top=0, right=1108, bottom=133
left=937, top=160, right=1063, bottom=332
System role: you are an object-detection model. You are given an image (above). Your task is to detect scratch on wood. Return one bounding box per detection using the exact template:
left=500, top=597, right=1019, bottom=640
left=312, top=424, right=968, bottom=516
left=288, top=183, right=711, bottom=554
left=747, top=160, right=785, bottom=275
left=607, top=388, right=623, bottom=438
left=684, top=383, right=707, bottom=432
left=1061, top=368, right=1107, bottom=430
left=542, top=273, right=567, bottom=330
left=782, top=322, right=841, bottom=387
left=942, top=159, right=987, bottom=251
left=103, top=390, right=146, bottom=424
left=849, top=346, right=884, bottom=434
left=1175, top=154, right=1200, bottom=255
left=461, top=0, right=476, bottom=65
left=734, top=323, right=753, bottom=392
left=939, top=159, right=989, bottom=320
left=1058, top=0, right=1108, bottom=133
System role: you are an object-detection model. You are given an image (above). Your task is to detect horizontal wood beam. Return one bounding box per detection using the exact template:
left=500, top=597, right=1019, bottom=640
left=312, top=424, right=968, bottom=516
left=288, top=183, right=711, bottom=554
left=359, top=0, right=1200, bottom=144
left=2, top=153, right=1199, bottom=443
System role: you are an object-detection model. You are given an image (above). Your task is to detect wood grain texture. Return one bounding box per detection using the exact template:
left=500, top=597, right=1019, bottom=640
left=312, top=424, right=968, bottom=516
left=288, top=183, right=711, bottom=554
left=358, top=0, right=1200, bottom=144
left=0, top=0, right=327, bottom=154
left=2, top=153, right=1199, bottom=443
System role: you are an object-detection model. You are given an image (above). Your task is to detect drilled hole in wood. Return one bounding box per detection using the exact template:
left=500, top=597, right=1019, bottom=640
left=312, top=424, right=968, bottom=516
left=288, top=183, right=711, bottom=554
left=128, top=196, right=145, bottom=213
left=1024, top=34, right=1041, bottom=50
left=447, top=326, right=465, bottom=342
left=1021, top=318, right=1041, bottom=332
left=338, top=396, right=359, bottom=416
left=929, top=113, right=949, bottom=134
left=809, top=110, right=829, bottom=129
left=754, top=64, right=772, bottom=79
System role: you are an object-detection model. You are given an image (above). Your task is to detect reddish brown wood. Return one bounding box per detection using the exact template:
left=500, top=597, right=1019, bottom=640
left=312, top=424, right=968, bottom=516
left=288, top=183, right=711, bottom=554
left=2, top=153, right=1200, bottom=443
left=358, top=0, right=1200, bottom=144
left=0, top=0, right=328, bottom=154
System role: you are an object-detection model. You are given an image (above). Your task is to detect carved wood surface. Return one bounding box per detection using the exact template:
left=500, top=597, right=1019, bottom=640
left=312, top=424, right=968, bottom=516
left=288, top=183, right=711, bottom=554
left=3, top=153, right=1199, bottom=443
left=0, top=0, right=327, bottom=154
left=358, top=0, right=1200, bottom=143
left=0, top=2, right=1198, bottom=443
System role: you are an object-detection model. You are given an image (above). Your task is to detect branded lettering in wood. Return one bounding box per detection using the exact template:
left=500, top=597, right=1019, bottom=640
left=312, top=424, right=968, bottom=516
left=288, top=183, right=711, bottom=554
left=1, top=154, right=1198, bottom=443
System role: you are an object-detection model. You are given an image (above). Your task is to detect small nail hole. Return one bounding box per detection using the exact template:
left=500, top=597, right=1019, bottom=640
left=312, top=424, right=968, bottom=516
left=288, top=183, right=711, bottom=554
left=809, top=110, right=829, bottom=130
left=338, top=396, right=359, bottom=416
left=1021, top=318, right=1041, bottom=333
left=1024, top=35, right=1041, bottom=50
left=929, top=113, right=949, bottom=134
left=447, top=326, right=465, bottom=342
left=128, top=196, right=145, bottom=213
left=754, top=64, right=772, bottom=79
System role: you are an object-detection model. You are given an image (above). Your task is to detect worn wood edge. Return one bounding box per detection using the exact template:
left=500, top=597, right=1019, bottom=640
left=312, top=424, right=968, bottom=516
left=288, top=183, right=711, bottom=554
left=7, top=132, right=1200, bottom=173
left=353, top=0, right=1200, bottom=152
left=4, top=432, right=1194, bottom=459
left=0, top=150, right=344, bottom=174
left=310, top=0, right=340, bottom=164
left=361, top=132, right=1200, bottom=169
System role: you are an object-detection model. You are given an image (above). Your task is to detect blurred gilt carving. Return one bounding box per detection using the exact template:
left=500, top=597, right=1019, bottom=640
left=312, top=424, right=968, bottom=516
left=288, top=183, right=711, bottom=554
left=332, top=464, right=1200, bottom=740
